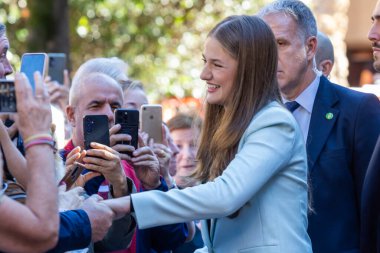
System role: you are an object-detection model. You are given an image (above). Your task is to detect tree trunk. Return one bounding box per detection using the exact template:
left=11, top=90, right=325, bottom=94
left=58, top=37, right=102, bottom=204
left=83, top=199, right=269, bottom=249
left=27, top=0, right=70, bottom=69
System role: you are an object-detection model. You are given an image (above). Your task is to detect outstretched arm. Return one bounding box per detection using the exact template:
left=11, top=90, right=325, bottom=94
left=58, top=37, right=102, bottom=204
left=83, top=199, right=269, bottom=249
left=0, top=72, right=59, bottom=252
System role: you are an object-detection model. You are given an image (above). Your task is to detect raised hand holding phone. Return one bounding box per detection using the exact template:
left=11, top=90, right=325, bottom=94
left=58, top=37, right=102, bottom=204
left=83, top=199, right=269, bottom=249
left=130, top=134, right=161, bottom=189
left=59, top=146, right=100, bottom=190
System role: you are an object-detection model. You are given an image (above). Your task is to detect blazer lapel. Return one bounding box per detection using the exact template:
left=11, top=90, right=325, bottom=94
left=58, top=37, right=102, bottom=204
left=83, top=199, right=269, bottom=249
left=306, top=76, right=339, bottom=173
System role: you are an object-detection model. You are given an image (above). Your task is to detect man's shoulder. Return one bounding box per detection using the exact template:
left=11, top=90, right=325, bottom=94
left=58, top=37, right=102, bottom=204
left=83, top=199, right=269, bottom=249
left=325, top=80, right=375, bottom=101
left=320, top=78, right=379, bottom=107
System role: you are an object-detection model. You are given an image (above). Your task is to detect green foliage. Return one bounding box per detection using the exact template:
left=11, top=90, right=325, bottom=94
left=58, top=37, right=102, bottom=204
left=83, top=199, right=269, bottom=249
left=1, top=0, right=266, bottom=101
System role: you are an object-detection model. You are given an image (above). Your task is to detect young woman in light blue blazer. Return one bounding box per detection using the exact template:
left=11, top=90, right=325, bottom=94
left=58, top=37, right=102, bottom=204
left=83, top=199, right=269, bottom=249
left=104, top=15, right=312, bottom=253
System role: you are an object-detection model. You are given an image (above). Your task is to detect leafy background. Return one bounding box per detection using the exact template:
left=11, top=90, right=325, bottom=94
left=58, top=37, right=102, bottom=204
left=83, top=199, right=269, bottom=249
left=0, top=0, right=267, bottom=102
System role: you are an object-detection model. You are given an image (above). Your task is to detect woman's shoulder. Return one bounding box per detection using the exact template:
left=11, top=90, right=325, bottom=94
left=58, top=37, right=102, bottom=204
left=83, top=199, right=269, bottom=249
left=250, top=101, right=298, bottom=128
left=239, top=101, right=302, bottom=145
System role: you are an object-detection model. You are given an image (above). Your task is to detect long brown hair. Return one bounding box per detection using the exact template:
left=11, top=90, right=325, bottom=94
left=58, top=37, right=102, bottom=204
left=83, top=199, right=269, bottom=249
left=193, top=15, right=280, bottom=182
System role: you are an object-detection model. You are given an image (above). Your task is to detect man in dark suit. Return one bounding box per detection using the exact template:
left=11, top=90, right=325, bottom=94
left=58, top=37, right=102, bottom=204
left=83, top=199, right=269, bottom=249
left=361, top=136, right=380, bottom=253
left=259, top=1, right=380, bottom=252
left=361, top=1, right=380, bottom=252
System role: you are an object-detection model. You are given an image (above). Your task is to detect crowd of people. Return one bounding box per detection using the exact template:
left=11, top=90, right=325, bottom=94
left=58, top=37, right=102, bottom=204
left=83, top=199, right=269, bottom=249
left=0, top=0, right=380, bottom=253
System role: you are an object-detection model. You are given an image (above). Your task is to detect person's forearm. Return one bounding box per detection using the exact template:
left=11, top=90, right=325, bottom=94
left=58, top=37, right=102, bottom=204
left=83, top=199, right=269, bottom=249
left=102, top=196, right=131, bottom=220
left=0, top=145, right=60, bottom=252
left=0, top=134, right=28, bottom=187
left=24, top=145, right=59, bottom=237
left=25, top=144, right=58, bottom=201
left=111, top=176, right=129, bottom=197
left=0, top=202, right=59, bottom=253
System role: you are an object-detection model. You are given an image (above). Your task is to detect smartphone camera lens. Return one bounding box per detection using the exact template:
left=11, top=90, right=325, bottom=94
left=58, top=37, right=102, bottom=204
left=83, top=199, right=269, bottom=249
left=87, top=122, right=93, bottom=132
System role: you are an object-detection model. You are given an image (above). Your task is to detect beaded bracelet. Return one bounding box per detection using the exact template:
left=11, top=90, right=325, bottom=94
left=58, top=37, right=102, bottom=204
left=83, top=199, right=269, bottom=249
left=24, top=133, right=53, bottom=144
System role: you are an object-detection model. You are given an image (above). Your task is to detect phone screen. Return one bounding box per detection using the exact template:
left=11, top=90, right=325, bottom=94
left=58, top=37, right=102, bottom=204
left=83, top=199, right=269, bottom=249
left=20, top=53, right=48, bottom=91
left=0, top=80, right=16, bottom=113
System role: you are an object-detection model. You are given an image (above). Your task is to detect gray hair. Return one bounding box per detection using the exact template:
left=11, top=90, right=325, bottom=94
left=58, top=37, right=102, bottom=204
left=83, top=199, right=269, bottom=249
left=258, top=0, right=317, bottom=41
left=69, top=57, right=126, bottom=105
left=316, top=31, right=334, bottom=65
left=71, top=57, right=129, bottom=87
left=0, top=23, right=6, bottom=38
left=121, top=79, right=145, bottom=93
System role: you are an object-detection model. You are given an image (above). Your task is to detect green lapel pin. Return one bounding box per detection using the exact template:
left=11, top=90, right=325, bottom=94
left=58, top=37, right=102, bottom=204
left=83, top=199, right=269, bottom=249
left=325, top=112, right=334, bottom=120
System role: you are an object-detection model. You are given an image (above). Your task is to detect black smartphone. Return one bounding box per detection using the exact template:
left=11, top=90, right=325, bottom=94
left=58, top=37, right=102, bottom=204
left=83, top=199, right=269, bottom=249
left=83, top=115, right=110, bottom=150
left=114, top=109, right=139, bottom=154
left=0, top=80, right=16, bottom=113
left=48, top=53, right=66, bottom=84
left=20, top=53, right=49, bottom=91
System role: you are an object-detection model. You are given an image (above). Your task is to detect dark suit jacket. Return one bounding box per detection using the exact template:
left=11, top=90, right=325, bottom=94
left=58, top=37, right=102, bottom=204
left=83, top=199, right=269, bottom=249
left=306, top=76, right=380, bottom=253
left=361, top=136, right=380, bottom=253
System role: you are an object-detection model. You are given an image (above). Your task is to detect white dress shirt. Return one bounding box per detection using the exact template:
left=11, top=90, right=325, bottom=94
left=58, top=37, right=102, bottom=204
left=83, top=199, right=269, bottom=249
left=283, top=72, right=321, bottom=143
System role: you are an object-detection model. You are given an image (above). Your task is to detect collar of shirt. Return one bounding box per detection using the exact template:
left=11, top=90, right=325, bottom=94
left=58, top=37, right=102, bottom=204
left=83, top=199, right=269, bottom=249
left=283, top=71, right=321, bottom=113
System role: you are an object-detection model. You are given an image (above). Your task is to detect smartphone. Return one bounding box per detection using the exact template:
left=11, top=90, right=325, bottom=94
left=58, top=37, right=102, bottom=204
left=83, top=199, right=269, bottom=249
left=48, top=53, right=66, bottom=84
left=20, top=53, right=49, bottom=91
left=59, top=163, right=85, bottom=189
left=0, top=80, right=16, bottom=113
left=114, top=109, right=139, bottom=153
left=141, top=104, right=163, bottom=143
left=83, top=115, right=110, bottom=150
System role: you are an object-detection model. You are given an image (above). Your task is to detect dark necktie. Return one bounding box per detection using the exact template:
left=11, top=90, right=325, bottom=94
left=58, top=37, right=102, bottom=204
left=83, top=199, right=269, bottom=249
left=285, top=101, right=300, bottom=113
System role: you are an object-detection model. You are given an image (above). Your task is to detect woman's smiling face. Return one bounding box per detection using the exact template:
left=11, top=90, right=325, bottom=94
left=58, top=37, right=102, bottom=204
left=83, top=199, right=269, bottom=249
left=200, top=37, right=238, bottom=107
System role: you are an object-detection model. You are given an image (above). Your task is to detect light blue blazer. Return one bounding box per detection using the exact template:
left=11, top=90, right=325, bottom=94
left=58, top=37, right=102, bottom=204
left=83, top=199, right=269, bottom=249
left=132, top=101, right=312, bottom=253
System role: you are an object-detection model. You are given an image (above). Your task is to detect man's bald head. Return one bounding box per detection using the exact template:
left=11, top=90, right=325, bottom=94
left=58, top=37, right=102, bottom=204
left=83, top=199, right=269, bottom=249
left=316, top=31, right=335, bottom=77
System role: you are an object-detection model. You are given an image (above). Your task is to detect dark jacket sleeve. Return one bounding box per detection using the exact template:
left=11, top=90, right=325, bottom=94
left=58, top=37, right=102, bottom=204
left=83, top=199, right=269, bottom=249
left=361, top=136, right=380, bottom=253
left=47, top=210, right=91, bottom=253
left=353, top=94, right=380, bottom=201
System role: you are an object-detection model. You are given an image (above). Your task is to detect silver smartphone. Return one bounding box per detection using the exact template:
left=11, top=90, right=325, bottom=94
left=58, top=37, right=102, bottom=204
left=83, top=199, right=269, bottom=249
left=140, top=104, right=163, bottom=143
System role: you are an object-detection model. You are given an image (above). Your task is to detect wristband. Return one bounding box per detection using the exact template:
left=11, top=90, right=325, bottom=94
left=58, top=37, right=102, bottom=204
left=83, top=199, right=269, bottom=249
left=24, top=138, right=56, bottom=151
left=24, top=133, right=53, bottom=143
